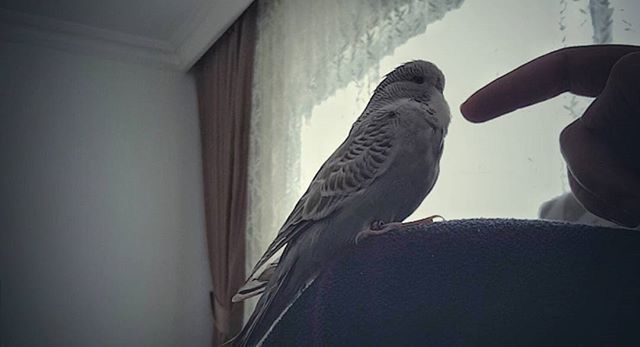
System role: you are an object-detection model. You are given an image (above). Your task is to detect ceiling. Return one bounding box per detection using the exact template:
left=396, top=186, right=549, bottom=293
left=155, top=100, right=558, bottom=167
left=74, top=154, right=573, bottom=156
left=0, top=0, right=254, bottom=70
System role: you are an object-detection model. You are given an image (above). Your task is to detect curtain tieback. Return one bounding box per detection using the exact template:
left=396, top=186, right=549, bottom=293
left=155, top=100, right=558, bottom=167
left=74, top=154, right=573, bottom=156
left=211, top=291, right=232, bottom=334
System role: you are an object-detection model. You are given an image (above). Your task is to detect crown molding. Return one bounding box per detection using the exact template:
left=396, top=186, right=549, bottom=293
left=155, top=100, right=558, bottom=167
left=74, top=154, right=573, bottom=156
left=170, top=0, right=254, bottom=70
left=0, top=8, right=180, bottom=69
left=0, top=0, right=254, bottom=71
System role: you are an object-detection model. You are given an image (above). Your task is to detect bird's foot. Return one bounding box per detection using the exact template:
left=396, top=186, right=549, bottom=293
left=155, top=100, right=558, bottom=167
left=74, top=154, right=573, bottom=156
left=355, top=215, right=445, bottom=244
left=355, top=220, right=401, bottom=244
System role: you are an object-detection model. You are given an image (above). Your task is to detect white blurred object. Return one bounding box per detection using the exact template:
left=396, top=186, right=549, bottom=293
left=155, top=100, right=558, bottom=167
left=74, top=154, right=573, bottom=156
left=539, top=192, right=639, bottom=230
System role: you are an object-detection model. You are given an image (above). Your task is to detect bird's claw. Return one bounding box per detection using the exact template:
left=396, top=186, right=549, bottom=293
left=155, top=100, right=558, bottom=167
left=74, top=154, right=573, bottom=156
left=422, top=214, right=445, bottom=223
left=355, top=221, right=402, bottom=244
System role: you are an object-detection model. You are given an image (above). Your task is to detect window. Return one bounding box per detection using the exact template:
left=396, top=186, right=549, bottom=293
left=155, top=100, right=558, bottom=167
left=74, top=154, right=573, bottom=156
left=301, top=0, right=638, bottom=221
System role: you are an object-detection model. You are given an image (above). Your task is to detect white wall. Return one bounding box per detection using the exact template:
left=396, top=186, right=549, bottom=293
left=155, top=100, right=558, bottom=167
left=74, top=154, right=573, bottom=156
left=0, top=42, right=212, bottom=346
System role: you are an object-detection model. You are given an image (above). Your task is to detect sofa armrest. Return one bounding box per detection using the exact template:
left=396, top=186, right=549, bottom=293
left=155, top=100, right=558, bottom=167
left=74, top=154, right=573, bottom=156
left=265, top=219, right=640, bottom=346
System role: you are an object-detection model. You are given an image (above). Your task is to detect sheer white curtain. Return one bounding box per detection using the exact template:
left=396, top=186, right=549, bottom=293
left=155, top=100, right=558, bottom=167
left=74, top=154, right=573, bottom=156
left=246, top=0, right=638, bottom=315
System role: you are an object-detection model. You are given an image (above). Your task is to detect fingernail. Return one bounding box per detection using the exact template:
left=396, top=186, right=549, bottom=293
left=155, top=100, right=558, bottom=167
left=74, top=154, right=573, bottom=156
left=460, top=100, right=469, bottom=115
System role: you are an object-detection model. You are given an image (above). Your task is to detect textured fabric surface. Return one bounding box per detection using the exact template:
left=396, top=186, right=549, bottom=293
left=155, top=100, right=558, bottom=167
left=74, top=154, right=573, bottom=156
left=265, top=219, right=640, bottom=346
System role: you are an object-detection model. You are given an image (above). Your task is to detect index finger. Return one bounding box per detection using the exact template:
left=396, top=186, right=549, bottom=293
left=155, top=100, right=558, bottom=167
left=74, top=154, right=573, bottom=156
left=461, top=45, right=640, bottom=123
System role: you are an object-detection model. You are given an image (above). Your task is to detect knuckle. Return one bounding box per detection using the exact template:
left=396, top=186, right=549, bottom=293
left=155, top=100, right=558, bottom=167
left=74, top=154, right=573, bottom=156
left=609, top=52, right=640, bottom=91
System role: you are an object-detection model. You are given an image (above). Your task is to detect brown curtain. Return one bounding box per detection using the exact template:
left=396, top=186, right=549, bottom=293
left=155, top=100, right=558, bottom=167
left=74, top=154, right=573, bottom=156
left=194, top=2, right=257, bottom=345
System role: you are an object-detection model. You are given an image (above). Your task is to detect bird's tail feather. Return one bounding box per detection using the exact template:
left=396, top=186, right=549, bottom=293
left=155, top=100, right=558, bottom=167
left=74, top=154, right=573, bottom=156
left=233, top=258, right=297, bottom=346
left=232, top=260, right=279, bottom=303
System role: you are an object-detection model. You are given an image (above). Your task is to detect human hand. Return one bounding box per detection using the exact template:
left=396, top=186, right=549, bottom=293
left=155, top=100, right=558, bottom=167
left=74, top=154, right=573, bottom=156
left=460, top=45, right=640, bottom=227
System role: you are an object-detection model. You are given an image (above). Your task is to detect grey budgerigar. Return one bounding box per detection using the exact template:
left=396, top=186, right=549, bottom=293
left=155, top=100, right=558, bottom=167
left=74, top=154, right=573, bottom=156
left=232, top=60, right=451, bottom=346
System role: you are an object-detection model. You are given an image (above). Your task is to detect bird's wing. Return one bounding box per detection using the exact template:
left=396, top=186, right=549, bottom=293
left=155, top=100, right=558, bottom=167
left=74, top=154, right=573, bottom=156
left=244, top=109, right=399, bottom=281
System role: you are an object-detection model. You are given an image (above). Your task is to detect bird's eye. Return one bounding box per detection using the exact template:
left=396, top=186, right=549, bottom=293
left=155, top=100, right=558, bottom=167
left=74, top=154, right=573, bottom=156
left=435, top=78, right=444, bottom=92
left=412, top=76, right=425, bottom=84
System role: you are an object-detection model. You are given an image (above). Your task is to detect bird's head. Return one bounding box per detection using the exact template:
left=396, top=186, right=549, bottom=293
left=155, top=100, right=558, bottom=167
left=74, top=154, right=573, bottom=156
left=366, top=60, right=447, bottom=110
left=376, top=60, right=445, bottom=96
left=362, top=60, right=449, bottom=129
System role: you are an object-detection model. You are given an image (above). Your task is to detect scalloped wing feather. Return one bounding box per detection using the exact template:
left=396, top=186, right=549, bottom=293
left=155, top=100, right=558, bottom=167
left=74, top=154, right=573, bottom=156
left=241, top=110, right=398, bottom=283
